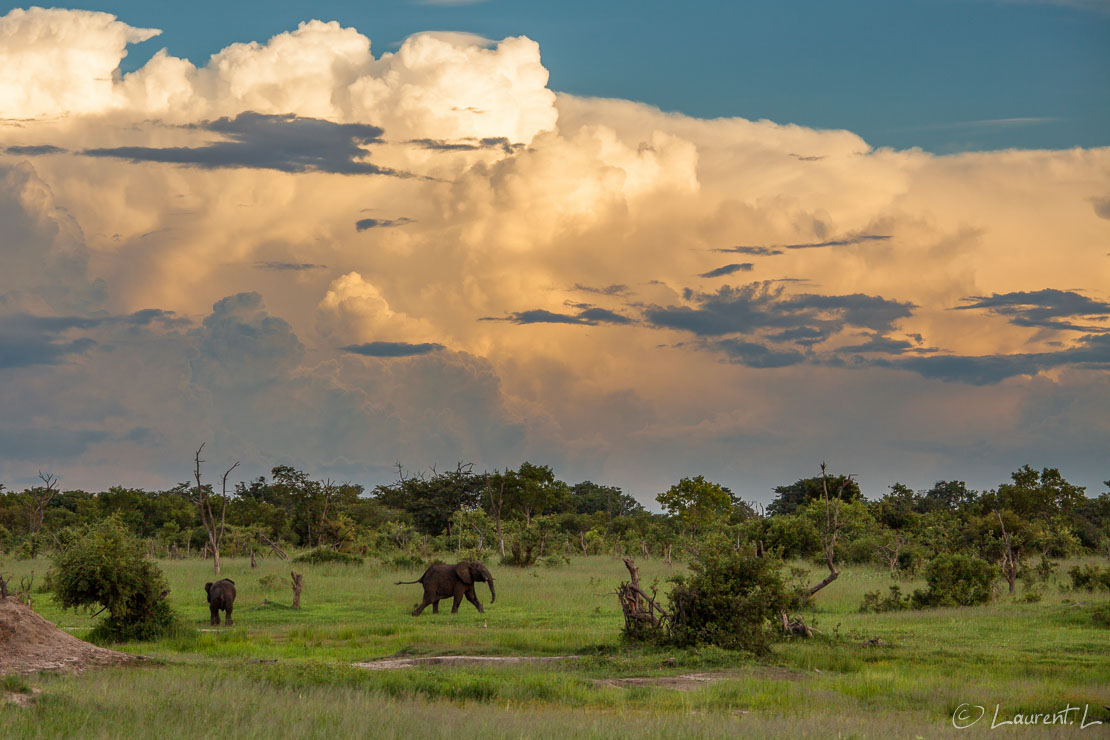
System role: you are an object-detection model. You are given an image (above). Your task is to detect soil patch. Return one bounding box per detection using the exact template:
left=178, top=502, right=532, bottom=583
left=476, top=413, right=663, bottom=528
left=0, top=596, right=139, bottom=675
left=595, top=666, right=807, bottom=691
left=353, top=655, right=579, bottom=670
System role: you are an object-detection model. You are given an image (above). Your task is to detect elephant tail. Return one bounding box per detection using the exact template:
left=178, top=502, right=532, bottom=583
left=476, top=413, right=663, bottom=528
left=394, top=578, right=422, bottom=585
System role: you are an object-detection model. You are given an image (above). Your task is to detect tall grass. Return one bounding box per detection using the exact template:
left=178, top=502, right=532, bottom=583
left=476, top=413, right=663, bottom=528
left=1, top=554, right=1107, bottom=738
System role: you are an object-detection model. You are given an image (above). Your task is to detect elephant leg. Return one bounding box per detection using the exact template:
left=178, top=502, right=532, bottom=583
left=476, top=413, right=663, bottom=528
left=224, top=605, right=233, bottom=626
left=210, top=605, right=219, bottom=625
left=412, top=595, right=433, bottom=616
left=432, top=599, right=440, bottom=614
left=464, top=587, right=484, bottom=613
left=451, top=592, right=463, bottom=613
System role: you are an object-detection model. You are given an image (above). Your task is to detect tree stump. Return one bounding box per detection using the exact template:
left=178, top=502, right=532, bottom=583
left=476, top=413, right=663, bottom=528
left=290, top=571, right=303, bottom=609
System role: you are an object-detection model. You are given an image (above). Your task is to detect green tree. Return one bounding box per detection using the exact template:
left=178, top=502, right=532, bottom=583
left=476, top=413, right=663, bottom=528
left=767, top=474, right=861, bottom=516
left=47, top=516, right=176, bottom=641
left=657, top=476, right=734, bottom=542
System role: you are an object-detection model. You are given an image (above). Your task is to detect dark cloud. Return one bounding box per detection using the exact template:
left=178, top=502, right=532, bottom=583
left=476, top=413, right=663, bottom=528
left=483, top=307, right=634, bottom=326
left=879, top=332, right=1110, bottom=385
left=766, top=326, right=830, bottom=346
left=837, top=333, right=921, bottom=355
left=355, top=217, right=414, bottom=231
left=84, top=112, right=404, bottom=176
left=0, top=333, right=95, bottom=368
left=253, top=261, right=327, bottom=271
left=341, top=341, right=445, bottom=357
left=1091, top=196, right=1110, bottom=220
left=783, top=234, right=891, bottom=250
left=644, top=282, right=914, bottom=338
left=709, top=339, right=807, bottom=368
left=409, top=137, right=522, bottom=154
left=715, top=246, right=784, bottom=256
left=0, top=426, right=108, bottom=459
left=0, top=309, right=187, bottom=368
left=4, top=145, right=67, bottom=156
left=699, top=263, right=754, bottom=278
left=573, top=283, right=629, bottom=296
left=715, top=234, right=890, bottom=256
left=956, top=289, right=1110, bottom=332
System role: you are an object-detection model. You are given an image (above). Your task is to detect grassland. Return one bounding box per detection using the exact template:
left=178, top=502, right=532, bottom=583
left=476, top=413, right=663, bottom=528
left=1, top=554, right=1107, bottom=738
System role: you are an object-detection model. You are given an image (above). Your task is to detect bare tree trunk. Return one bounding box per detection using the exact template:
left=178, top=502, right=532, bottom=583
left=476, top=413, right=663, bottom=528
left=0, top=573, right=9, bottom=599
left=664, top=544, right=672, bottom=566
left=997, top=511, right=1017, bottom=594
left=250, top=547, right=257, bottom=569
left=171, top=542, right=179, bottom=560
left=290, top=571, right=303, bottom=608
left=28, top=471, right=58, bottom=538
left=580, top=532, right=588, bottom=558
left=807, top=462, right=846, bottom=598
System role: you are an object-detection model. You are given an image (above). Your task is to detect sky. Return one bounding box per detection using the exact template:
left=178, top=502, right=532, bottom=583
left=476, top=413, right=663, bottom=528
left=0, top=3, right=1107, bottom=505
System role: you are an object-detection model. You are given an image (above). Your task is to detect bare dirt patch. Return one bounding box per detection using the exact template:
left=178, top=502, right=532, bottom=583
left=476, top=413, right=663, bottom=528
left=353, top=655, right=579, bottom=670
left=0, top=596, right=139, bottom=676
left=595, top=666, right=807, bottom=691
left=4, top=687, right=42, bottom=708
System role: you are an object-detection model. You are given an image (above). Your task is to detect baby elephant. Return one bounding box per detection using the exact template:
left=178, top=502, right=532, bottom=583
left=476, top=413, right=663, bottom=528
left=396, top=561, right=495, bottom=616
left=204, top=578, right=236, bottom=626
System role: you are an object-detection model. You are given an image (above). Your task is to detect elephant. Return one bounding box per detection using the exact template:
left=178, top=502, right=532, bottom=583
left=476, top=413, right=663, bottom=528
left=396, top=561, right=495, bottom=616
left=204, top=578, right=236, bottom=626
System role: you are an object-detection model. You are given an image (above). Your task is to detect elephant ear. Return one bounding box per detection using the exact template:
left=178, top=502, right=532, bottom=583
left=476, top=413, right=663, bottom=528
left=455, top=562, right=473, bottom=585
left=204, top=582, right=212, bottom=594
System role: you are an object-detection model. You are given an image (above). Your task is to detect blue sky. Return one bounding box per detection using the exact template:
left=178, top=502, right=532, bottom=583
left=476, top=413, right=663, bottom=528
left=9, top=0, right=1108, bottom=152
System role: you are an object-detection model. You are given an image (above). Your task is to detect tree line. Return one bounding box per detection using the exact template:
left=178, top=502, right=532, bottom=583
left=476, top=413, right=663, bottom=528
left=1, top=460, right=1108, bottom=583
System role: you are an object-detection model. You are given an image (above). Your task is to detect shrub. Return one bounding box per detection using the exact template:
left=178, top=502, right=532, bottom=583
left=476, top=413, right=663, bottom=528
left=662, top=549, right=790, bottom=654
left=1068, top=564, right=1110, bottom=592
left=860, top=585, right=911, bottom=613
left=47, top=516, right=176, bottom=642
left=293, top=547, right=363, bottom=566
left=911, top=553, right=996, bottom=608
left=1092, top=603, right=1110, bottom=628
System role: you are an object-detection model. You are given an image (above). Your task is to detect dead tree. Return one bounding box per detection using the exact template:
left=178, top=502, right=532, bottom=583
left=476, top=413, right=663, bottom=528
left=485, top=474, right=507, bottom=558
left=877, top=535, right=907, bottom=574
left=808, top=462, right=847, bottom=598
left=0, top=573, right=9, bottom=599
left=617, top=558, right=669, bottom=638
left=997, top=511, right=1018, bottom=594
left=290, top=571, right=303, bottom=608
left=28, top=471, right=59, bottom=537
left=250, top=547, right=257, bottom=568
left=17, top=573, right=34, bottom=607
left=784, top=463, right=849, bottom=638
left=191, top=443, right=239, bottom=575
left=260, top=534, right=288, bottom=560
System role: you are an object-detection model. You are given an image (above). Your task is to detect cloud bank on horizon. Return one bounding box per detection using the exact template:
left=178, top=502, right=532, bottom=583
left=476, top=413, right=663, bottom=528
left=0, top=7, right=1107, bottom=500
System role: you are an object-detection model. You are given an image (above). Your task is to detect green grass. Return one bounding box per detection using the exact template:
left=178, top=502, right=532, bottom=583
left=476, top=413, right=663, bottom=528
left=2, top=555, right=1108, bottom=738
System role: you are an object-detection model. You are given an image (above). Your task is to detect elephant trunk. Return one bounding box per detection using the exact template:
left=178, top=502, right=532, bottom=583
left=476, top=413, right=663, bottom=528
left=487, top=578, right=495, bottom=603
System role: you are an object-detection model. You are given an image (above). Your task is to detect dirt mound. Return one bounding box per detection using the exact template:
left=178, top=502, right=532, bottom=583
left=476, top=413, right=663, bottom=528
left=353, top=655, right=579, bottom=670
left=0, top=597, right=138, bottom=675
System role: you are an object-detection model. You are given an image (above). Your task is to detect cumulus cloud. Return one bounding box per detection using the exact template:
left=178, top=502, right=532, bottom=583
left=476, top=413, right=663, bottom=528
left=0, top=9, right=1108, bottom=495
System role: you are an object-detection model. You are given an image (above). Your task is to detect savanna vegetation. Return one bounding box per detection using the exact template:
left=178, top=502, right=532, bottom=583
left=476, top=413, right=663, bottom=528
left=0, top=457, right=1107, bottom=737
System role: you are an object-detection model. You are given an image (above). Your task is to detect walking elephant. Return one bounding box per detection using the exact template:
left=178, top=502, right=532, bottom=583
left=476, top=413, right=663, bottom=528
left=395, top=561, right=495, bottom=616
left=204, top=578, right=236, bottom=626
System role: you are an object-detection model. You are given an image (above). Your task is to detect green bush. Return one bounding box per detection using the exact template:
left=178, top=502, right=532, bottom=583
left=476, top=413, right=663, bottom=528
left=293, top=547, right=364, bottom=566
left=860, top=585, right=911, bottom=613
left=661, top=549, right=790, bottom=654
left=1092, top=603, right=1110, bottom=628
left=47, top=516, right=177, bottom=642
left=1068, top=564, right=1110, bottom=592
left=911, top=553, right=996, bottom=608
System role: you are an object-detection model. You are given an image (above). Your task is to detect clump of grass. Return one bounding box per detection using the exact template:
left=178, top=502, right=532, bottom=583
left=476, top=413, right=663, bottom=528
left=1, top=675, right=31, bottom=694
